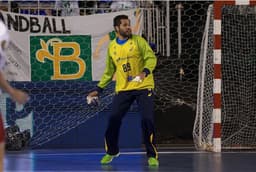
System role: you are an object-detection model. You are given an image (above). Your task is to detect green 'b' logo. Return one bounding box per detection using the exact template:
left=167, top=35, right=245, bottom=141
left=30, top=35, right=92, bottom=81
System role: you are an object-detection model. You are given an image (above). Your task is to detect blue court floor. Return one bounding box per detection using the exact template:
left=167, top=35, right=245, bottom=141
left=4, top=148, right=256, bottom=172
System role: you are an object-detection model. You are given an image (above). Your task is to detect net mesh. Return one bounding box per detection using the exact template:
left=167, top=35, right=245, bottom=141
left=154, top=1, right=211, bottom=112
left=222, top=5, right=256, bottom=147
left=152, top=1, right=210, bottom=144
left=194, top=5, right=256, bottom=149
left=2, top=81, right=115, bottom=148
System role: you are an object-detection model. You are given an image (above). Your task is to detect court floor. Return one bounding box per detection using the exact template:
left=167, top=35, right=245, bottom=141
left=4, top=148, right=256, bottom=172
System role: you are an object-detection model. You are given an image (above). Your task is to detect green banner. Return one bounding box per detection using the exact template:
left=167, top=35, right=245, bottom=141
left=30, top=35, right=92, bottom=81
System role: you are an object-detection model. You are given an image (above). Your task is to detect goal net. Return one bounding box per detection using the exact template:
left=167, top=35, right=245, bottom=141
left=1, top=81, right=115, bottom=148
left=194, top=3, right=256, bottom=151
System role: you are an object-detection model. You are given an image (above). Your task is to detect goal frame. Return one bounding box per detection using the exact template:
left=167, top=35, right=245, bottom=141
left=212, top=0, right=256, bottom=152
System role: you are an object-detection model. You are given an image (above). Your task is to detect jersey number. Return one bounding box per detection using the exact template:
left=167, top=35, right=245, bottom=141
left=122, top=63, right=131, bottom=72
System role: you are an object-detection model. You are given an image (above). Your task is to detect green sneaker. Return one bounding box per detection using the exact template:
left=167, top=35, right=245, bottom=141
left=100, top=153, right=119, bottom=164
left=148, top=157, right=159, bottom=166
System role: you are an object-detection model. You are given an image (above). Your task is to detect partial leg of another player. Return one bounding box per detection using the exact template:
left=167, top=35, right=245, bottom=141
left=0, top=115, right=5, bottom=172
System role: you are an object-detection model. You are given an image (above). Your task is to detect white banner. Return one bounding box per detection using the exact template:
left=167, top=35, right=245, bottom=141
left=0, top=9, right=142, bottom=81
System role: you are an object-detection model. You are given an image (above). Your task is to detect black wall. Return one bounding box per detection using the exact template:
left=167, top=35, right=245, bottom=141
left=154, top=1, right=212, bottom=144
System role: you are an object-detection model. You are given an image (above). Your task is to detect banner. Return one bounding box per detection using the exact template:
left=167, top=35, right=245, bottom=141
left=0, top=9, right=142, bottom=81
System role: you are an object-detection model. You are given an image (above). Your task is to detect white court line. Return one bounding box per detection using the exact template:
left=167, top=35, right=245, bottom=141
left=7, top=150, right=256, bottom=157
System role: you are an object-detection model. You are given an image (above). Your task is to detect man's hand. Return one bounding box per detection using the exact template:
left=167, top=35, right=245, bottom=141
left=132, top=72, right=146, bottom=83
left=138, top=72, right=147, bottom=80
left=10, top=88, right=29, bottom=105
left=88, top=91, right=98, bottom=97
left=87, top=91, right=99, bottom=105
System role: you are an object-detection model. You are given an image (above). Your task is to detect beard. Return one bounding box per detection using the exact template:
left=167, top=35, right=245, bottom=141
left=119, top=29, right=132, bottom=39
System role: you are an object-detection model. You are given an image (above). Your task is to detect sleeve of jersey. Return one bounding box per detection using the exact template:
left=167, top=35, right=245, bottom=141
left=97, top=49, right=116, bottom=89
left=138, top=37, right=157, bottom=74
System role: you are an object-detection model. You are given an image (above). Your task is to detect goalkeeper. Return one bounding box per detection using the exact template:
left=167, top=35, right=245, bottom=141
left=0, top=21, right=29, bottom=171
left=87, top=15, right=159, bottom=166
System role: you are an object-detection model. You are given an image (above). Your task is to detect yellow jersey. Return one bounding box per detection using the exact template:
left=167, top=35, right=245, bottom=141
left=97, top=35, right=157, bottom=93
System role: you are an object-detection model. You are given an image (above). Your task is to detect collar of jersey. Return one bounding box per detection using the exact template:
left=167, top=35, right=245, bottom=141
left=116, top=37, right=129, bottom=45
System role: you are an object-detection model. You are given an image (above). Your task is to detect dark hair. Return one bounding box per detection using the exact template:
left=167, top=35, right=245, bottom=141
left=113, top=15, right=129, bottom=27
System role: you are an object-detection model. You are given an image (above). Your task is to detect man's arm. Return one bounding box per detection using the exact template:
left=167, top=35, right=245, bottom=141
left=0, top=71, right=28, bottom=104
left=88, top=49, right=116, bottom=97
left=97, top=49, right=116, bottom=89
left=138, top=36, right=157, bottom=78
